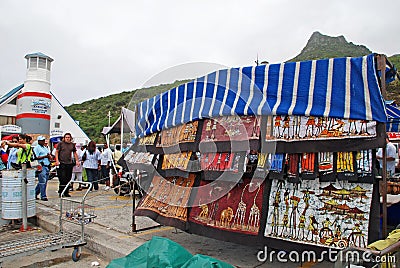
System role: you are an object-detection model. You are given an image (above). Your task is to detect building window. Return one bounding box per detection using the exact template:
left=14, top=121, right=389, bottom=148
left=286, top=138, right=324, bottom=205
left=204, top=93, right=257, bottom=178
left=55, top=122, right=60, bottom=128
left=10, top=97, right=17, bottom=105
left=0, top=116, right=16, bottom=125
left=38, top=58, right=46, bottom=69
left=30, top=57, right=38, bottom=68
left=47, top=61, right=51, bottom=71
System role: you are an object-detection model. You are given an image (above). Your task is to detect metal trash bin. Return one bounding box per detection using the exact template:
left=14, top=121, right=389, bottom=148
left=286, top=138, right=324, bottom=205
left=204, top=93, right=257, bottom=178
left=1, top=169, right=36, bottom=219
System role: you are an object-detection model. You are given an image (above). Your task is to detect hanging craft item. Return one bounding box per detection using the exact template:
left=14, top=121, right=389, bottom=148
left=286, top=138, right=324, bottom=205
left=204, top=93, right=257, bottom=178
left=137, top=133, right=158, bottom=146
left=135, top=174, right=196, bottom=230
left=265, top=178, right=373, bottom=249
left=336, top=152, right=357, bottom=181
left=189, top=178, right=264, bottom=235
left=286, top=154, right=300, bottom=183
left=253, top=152, right=269, bottom=179
left=200, top=115, right=261, bottom=152
left=268, top=154, right=285, bottom=180
left=355, top=150, right=373, bottom=183
left=318, top=152, right=335, bottom=182
left=156, top=121, right=200, bottom=153
left=133, top=132, right=159, bottom=153
left=269, top=116, right=377, bottom=141
left=200, top=152, right=244, bottom=173
left=245, top=151, right=258, bottom=173
left=300, top=153, right=318, bottom=180
left=161, top=152, right=193, bottom=171
left=124, top=151, right=155, bottom=171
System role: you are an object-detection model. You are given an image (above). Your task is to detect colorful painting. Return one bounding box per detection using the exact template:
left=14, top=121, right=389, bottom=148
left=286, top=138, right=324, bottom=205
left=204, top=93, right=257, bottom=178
left=135, top=175, right=195, bottom=222
left=200, top=152, right=244, bottom=172
left=157, top=121, right=199, bottom=147
left=124, top=151, right=154, bottom=165
left=200, top=115, right=261, bottom=143
left=266, top=116, right=376, bottom=141
left=189, top=178, right=264, bottom=235
left=138, top=133, right=158, bottom=146
left=264, top=178, right=373, bottom=249
left=161, top=152, right=193, bottom=170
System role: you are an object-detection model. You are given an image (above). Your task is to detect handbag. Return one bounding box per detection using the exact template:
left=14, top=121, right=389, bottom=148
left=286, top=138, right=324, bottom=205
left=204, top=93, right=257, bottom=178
left=30, top=149, right=40, bottom=168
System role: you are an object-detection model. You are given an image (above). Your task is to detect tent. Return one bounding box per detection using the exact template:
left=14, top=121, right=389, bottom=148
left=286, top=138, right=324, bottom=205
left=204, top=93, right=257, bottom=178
left=136, top=54, right=387, bottom=138
left=102, top=107, right=136, bottom=147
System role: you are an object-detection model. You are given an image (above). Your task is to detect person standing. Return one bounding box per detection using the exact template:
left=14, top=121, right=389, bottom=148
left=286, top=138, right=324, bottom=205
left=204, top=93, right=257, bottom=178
left=7, top=136, right=19, bottom=169
left=6, top=134, right=33, bottom=169
left=0, top=141, right=8, bottom=170
left=121, top=142, right=129, bottom=154
left=82, top=141, right=101, bottom=191
left=113, top=144, right=123, bottom=172
left=377, top=135, right=398, bottom=176
left=71, top=144, right=84, bottom=191
left=55, top=133, right=80, bottom=197
left=34, top=136, right=51, bottom=201
left=100, top=143, right=113, bottom=186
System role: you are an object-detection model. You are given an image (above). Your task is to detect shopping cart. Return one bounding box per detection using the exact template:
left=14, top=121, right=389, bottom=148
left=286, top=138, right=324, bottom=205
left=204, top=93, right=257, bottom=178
left=0, top=181, right=95, bottom=265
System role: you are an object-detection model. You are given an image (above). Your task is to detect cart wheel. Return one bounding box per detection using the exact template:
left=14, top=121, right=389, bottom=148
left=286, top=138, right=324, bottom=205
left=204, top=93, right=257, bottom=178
left=72, top=247, right=81, bottom=262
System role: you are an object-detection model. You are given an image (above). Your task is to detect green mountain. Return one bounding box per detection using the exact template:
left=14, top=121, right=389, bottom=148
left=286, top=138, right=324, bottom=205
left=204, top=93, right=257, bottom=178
left=288, top=31, right=372, bottom=62
left=65, top=80, right=189, bottom=143
left=65, top=31, right=400, bottom=142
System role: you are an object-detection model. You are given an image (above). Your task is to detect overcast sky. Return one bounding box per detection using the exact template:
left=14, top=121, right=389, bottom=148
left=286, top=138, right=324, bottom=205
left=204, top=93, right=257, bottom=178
left=1, top=0, right=399, bottom=106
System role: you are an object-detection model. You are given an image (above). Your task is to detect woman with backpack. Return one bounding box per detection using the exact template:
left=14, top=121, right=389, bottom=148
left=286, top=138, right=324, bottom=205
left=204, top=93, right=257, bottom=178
left=82, top=141, right=101, bottom=191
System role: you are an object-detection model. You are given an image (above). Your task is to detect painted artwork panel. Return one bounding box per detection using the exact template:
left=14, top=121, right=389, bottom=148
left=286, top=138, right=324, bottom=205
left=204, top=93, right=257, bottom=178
left=157, top=121, right=199, bottom=147
left=200, top=152, right=244, bottom=172
left=189, top=178, right=264, bottom=235
left=264, top=178, right=373, bottom=249
left=162, top=152, right=193, bottom=170
left=138, top=133, right=158, bottom=146
left=136, top=175, right=195, bottom=221
left=124, top=151, right=154, bottom=165
left=266, top=116, right=376, bottom=142
left=200, top=115, right=261, bottom=143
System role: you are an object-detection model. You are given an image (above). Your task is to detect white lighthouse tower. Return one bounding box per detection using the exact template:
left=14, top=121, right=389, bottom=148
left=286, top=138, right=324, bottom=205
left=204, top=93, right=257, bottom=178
left=16, top=52, right=53, bottom=134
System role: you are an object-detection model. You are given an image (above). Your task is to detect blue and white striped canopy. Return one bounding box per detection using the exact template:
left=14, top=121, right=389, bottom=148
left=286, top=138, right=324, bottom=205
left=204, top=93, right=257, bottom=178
left=386, top=104, right=400, bottom=132
left=136, top=54, right=386, bottom=138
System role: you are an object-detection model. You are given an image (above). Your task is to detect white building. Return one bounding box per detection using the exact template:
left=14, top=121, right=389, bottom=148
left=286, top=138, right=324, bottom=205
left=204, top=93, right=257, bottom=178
left=0, top=53, right=89, bottom=145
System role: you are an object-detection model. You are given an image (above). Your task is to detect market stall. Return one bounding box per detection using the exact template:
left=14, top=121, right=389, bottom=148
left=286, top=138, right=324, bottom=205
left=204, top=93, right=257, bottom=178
left=127, top=54, right=396, bottom=253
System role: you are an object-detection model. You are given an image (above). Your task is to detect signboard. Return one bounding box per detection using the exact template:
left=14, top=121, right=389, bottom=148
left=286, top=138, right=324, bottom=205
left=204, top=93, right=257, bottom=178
left=388, top=132, right=400, bottom=140
left=1, top=125, right=22, bottom=134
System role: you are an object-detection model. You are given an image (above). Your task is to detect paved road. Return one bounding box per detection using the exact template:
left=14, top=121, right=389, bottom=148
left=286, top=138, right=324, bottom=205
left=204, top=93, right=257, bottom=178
left=0, top=179, right=339, bottom=268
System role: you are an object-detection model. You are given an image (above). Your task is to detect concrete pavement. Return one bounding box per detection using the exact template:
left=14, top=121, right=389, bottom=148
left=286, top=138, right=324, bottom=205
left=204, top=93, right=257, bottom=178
left=1, top=179, right=335, bottom=268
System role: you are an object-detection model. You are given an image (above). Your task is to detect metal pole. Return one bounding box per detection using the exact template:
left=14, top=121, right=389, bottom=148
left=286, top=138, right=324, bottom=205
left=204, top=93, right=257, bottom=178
left=382, top=146, right=388, bottom=238
left=21, top=163, right=28, bottom=231
left=132, top=177, right=137, bottom=232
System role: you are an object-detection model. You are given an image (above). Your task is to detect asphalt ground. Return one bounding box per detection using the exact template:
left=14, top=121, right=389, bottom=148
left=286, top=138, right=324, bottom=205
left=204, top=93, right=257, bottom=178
left=0, top=178, right=337, bottom=268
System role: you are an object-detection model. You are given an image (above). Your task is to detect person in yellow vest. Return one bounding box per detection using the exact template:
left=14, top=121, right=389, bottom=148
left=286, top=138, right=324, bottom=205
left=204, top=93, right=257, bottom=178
left=6, top=134, right=33, bottom=169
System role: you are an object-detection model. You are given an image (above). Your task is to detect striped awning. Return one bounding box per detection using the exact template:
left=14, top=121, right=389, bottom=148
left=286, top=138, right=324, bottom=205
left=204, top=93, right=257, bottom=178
left=136, top=54, right=386, bottom=138
left=386, top=104, right=400, bottom=132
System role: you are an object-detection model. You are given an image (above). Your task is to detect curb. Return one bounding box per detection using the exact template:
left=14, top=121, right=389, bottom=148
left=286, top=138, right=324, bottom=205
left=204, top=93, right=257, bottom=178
left=35, top=206, right=145, bottom=262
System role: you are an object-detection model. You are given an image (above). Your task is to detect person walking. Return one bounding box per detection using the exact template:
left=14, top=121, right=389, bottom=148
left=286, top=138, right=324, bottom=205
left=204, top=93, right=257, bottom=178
left=82, top=141, right=101, bottom=191
left=100, top=143, right=113, bottom=187
left=55, top=133, right=80, bottom=197
left=34, top=136, right=51, bottom=201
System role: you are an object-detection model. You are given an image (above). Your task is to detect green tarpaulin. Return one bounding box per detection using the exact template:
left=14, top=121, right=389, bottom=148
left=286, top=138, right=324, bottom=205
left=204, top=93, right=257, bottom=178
left=107, top=236, right=234, bottom=268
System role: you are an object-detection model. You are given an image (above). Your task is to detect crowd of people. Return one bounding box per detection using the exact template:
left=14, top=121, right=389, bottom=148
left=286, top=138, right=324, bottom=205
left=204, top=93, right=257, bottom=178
left=0, top=132, right=125, bottom=201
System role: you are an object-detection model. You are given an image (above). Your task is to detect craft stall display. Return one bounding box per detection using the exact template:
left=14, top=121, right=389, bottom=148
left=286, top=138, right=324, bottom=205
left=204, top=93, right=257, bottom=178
left=128, top=54, right=393, bottom=252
